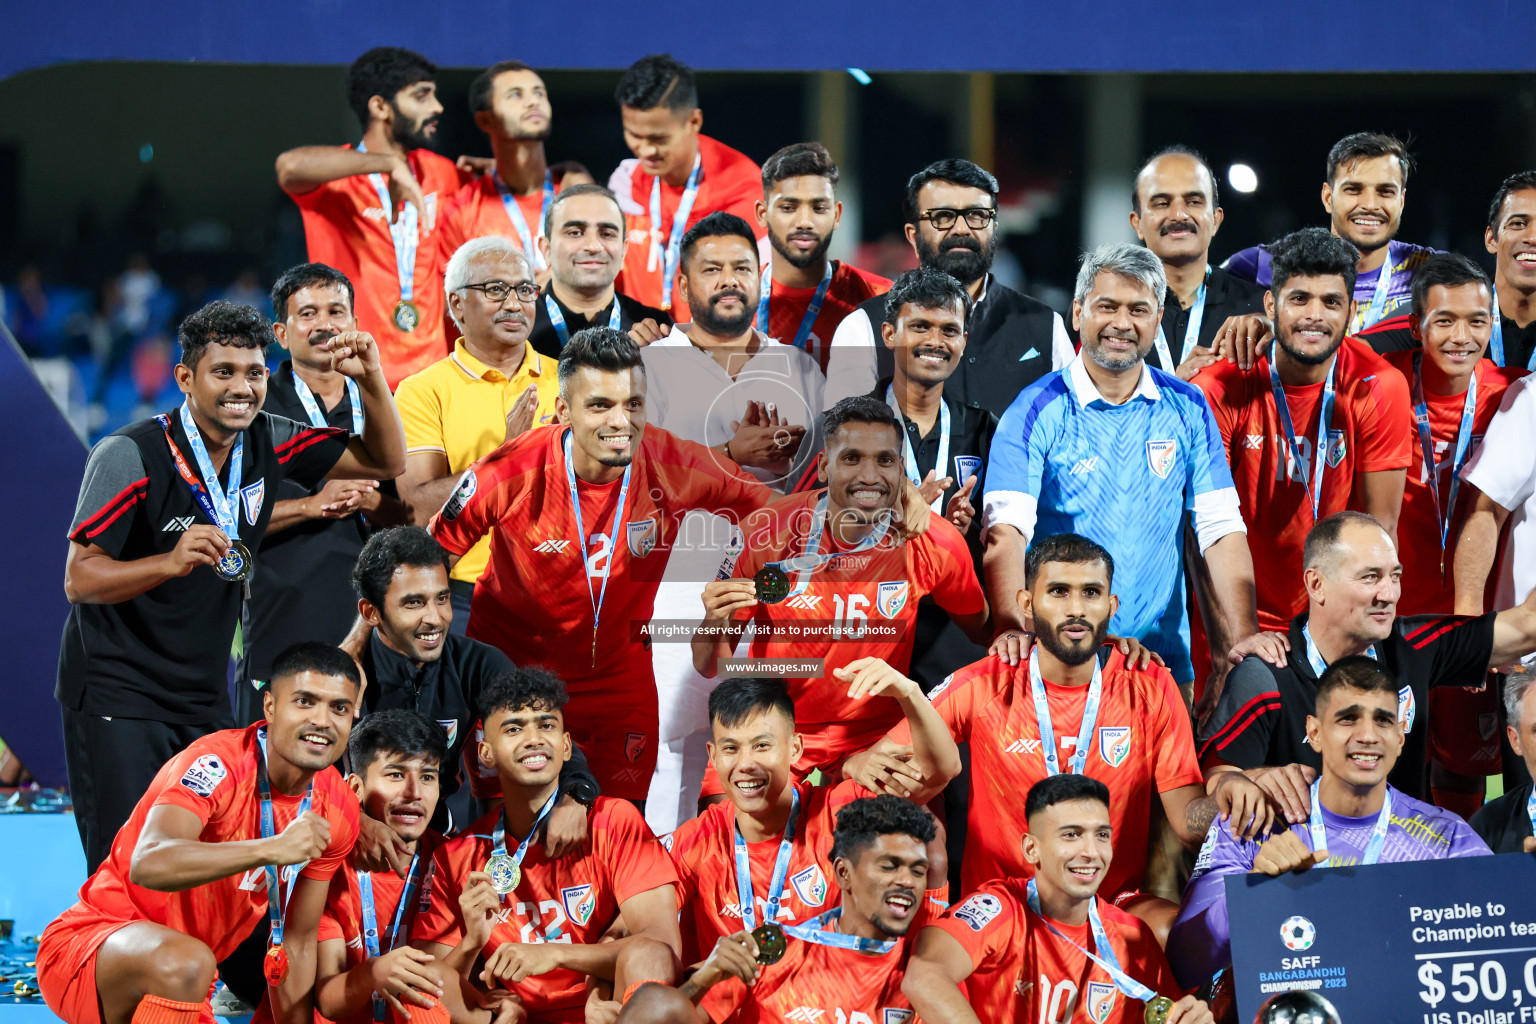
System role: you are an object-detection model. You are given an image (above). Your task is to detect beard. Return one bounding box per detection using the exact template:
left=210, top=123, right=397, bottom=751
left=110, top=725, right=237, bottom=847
left=390, top=104, right=440, bottom=151
left=690, top=289, right=756, bottom=336
left=1035, top=616, right=1110, bottom=667
left=1084, top=334, right=1144, bottom=372
left=1276, top=328, right=1346, bottom=366
left=770, top=229, right=832, bottom=270
left=915, top=232, right=996, bottom=286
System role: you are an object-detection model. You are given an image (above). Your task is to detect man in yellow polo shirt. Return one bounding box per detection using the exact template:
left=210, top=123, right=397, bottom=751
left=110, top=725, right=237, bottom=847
left=395, top=236, right=560, bottom=631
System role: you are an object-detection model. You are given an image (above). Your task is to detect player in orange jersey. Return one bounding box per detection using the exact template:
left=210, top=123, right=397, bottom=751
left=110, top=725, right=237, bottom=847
left=904, top=774, right=1213, bottom=1024
left=37, top=644, right=363, bottom=1024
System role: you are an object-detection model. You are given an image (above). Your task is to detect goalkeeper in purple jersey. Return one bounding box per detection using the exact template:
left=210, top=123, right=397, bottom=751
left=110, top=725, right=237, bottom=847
left=1168, top=656, right=1489, bottom=989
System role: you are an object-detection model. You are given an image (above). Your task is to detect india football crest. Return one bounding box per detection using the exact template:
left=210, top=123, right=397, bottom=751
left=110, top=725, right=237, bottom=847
left=1326, top=429, right=1348, bottom=468
left=883, top=1011, right=914, bottom=1024
left=1086, top=982, right=1117, bottom=1023
left=625, top=733, right=646, bottom=763
left=877, top=581, right=909, bottom=618
left=1146, top=439, right=1177, bottom=479
left=790, top=864, right=828, bottom=907
left=953, top=455, right=983, bottom=489
left=1098, top=726, right=1132, bottom=767
left=241, top=479, right=265, bottom=525
left=1398, top=685, right=1416, bottom=732
left=436, top=719, right=459, bottom=746
left=561, top=884, right=596, bottom=927
left=627, top=518, right=659, bottom=558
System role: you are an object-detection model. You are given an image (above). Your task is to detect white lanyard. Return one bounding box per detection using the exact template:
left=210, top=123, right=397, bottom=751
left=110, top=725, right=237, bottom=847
left=886, top=384, right=950, bottom=513
left=1153, top=265, right=1210, bottom=371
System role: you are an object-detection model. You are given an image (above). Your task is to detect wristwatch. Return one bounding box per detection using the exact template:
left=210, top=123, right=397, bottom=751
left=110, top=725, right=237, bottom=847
left=562, top=778, right=600, bottom=808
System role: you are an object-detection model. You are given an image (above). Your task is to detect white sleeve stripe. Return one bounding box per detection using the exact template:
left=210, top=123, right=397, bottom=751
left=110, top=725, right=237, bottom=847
left=982, top=490, right=1038, bottom=544
left=1050, top=313, right=1075, bottom=371
left=1192, top=486, right=1246, bottom=554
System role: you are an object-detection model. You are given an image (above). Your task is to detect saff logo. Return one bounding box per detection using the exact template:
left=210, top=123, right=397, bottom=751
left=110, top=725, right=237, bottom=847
left=877, top=581, right=909, bottom=618
left=1281, top=915, right=1316, bottom=951
left=1399, top=685, right=1416, bottom=733
left=1086, top=981, right=1117, bottom=1023
left=789, top=864, right=828, bottom=907
left=1146, top=439, right=1177, bottom=479
left=1098, top=727, right=1132, bottom=767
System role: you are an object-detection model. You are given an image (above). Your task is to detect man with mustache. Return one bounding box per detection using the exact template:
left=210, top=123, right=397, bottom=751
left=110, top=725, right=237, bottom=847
left=236, top=263, right=411, bottom=725
left=753, top=142, right=890, bottom=373
left=394, top=239, right=560, bottom=633
left=824, top=159, right=1074, bottom=418
left=278, top=48, right=476, bottom=387
left=1129, top=146, right=1266, bottom=381
left=1193, top=228, right=1412, bottom=646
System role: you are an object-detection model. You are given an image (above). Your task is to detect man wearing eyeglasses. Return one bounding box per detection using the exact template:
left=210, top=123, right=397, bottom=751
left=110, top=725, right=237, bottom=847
left=394, top=236, right=560, bottom=632
left=825, top=159, right=1074, bottom=418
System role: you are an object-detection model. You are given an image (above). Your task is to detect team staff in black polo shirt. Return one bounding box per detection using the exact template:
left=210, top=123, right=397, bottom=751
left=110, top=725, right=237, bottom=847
left=59, top=299, right=406, bottom=870
left=1200, top=511, right=1536, bottom=810
left=235, top=264, right=411, bottom=724
left=1470, top=670, right=1536, bottom=851
left=341, top=528, right=599, bottom=847
left=526, top=183, right=670, bottom=357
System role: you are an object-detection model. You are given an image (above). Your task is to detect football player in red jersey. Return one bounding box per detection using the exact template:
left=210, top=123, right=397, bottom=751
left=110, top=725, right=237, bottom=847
left=413, top=668, right=680, bottom=1024
left=37, top=644, right=363, bottom=1024
left=904, top=775, right=1213, bottom=1024
left=691, top=395, right=988, bottom=789
left=677, top=795, right=941, bottom=1023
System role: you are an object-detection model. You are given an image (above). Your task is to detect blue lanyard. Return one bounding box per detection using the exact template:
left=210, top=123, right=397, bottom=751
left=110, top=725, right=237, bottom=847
left=562, top=431, right=632, bottom=665
left=291, top=372, right=363, bottom=435
left=1526, top=783, right=1536, bottom=839
left=1488, top=287, right=1536, bottom=371
left=1025, top=880, right=1157, bottom=1003
left=490, top=790, right=559, bottom=884
left=886, top=384, right=950, bottom=514
left=1268, top=355, right=1338, bottom=520
left=782, top=908, right=897, bottom=955
left=1351, top=242, right=1396, bottom=335
left=357, top=142, right=418, bottom=304
left=733, top=788, right=801, bottom=930
left=256, top=728, right=313, bottom=949
left=1308, top=778, right=1392, bottom=866
left=545, top=293, right=623, bottom=347
left=756, top=261, right=834, bottom=350
left=177, top=402, right=244, bottom=540
left=1300, top=623, right=1376, bottom=677
left=496, top=170, right=554, bottom=271
left=1410, top=353, right=1477, bottom=565
left=770, top=492, right=891, bottom=600
left=1028, top=647, right=1103, bottom=777
left=358, top=853, right=422, bottom=1022
left=650, top=153, right=702, bottom=310
left=1153, top=265, right=1209, bottom=371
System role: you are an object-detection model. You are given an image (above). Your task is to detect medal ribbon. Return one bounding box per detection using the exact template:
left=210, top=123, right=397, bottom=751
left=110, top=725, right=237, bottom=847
left=357, top=142, right=419, bottom=308
left=256, top=728, right=314, bottom=953
left=488, top=789, right=560, bottom=899
left=1350, top=242, right=1396, bottom=335
left=1526, top=782, right=1536, bottom=839
left=562, top=430, right=633, bottom=660
left=1028, top=647, right=1104, bottom=777
left=1153, top=265, right=1210, bottom=371
left=1025, top=880, right=1158, bottom=1003
left=292, top=374, right=364, bottom=435
left=495, top=170, right=554, bottom=271
left=164, top=403, right=244, bottom=540
left=756, top=260, right=834, bottom=350
left=1410, top=352, right=1477, bottom=561
left=768, top=492, right=892, bottom=600
left=650, top=153, right=702, bottom=310
left=359, top=852, right=422, bottom=1022
left=781, top=908, right=897, bottom=954
left=1268, top=354, right=1338, bottom=521
left=1488, top=286, right=1536, bottom=371
left=546, top=293, right=623, bottom=347
left=733, top=787, right=801, bottom=931
left=886, top=384, right=950, bottom=513
left=1300, top=623, right=1377, bottom=678
left=1307, top=778, right=1392, bottom=866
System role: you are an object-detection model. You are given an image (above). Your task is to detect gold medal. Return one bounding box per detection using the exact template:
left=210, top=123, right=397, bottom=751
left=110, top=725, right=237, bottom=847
left=214, top=540, right=254, bottom=583
left=393, top=300, right=420, bottom=333
left=1143, top=995, right=1175, bottom=1024
left=752, top=923, right=787, bottom=965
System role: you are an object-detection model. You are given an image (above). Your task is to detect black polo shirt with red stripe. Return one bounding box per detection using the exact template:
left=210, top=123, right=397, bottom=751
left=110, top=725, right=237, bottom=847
left=58, top=409, right=348, bottom=724
left=1197, top=611, right=1496, bottom=800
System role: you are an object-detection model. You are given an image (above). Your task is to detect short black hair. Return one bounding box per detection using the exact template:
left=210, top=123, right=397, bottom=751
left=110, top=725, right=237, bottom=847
left=708, top=677, right=795, bottom=729
left=271, top=263, right=354, bottom=322
left=480, top=666, right=569, bottom=722
left=348, top=47, right=436, bottom=130
left=543, top=183, right=626, bottom=237
left=822, top=395, right=900, bottom=448
left=557, top=327, right=646, bottom=396
left=679, top=211, right=759, bottom=273
left=903, top=159, right=999, bottom=225
left=1132, top=144, right=1219, bottom=214
left=1315, top=655, right=1399, bottom=714
left=1486, top=170, right=1536, bottom=234
left=1267, top=226, right=1360, bottom=299
left=271, top=641, right=362, bottom=690
left=178, top=300, right=272, bottom=370
left=352, top=526, right=450, bottom=608
left=761, top=142, right=840, bottom=192
left=469, top=60, right=534, bottom=115
left=828, top=795, right=937, bottom=864
left=1326, top=132, right=1412, bottom=186
left=348, top=708, right=448, bottom=777
left=1024, top=533, right=1115, bottom=588
left=1025, top=773, right=1111, bottom=821
left=1409, top=252, right=1492, bottom=321
left=883, top=266, right=972, bottom=329
left=614, top=54, right=697, bottom=114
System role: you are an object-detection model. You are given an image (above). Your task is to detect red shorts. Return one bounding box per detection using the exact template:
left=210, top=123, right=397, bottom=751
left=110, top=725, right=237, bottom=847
left=37, top=911, right=135, bottom=1024
left=1428, top=679, right=1503, bottom=776
left=697, top=719, right=890, bottom=798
